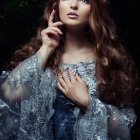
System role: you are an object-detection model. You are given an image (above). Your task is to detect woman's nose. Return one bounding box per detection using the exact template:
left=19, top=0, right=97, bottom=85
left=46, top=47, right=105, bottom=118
left=70, top=0, right=78, bottom=9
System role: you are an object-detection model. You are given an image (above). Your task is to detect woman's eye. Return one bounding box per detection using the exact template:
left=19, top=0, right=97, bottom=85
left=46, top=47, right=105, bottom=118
left=80, top=0, right=89, bottom=4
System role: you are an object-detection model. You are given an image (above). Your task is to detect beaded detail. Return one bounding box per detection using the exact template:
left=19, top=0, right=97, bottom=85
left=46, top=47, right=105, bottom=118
left=0, top=52, right=137, bottom=140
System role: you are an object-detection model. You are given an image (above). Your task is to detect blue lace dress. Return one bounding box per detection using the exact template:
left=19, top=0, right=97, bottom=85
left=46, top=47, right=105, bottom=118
left=0, top=52, right=137, bottom=140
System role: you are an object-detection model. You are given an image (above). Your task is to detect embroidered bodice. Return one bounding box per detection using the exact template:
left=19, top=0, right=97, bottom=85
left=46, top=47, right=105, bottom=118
left=0, top=52, right=137, bottom=140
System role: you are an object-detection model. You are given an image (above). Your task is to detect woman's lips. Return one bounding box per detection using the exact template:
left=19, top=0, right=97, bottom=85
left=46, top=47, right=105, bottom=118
left=67, top=12, right=78, bottom=18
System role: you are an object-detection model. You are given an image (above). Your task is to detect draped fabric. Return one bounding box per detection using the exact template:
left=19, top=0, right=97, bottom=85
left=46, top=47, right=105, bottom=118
left=0, top=52, right=136, bottom=140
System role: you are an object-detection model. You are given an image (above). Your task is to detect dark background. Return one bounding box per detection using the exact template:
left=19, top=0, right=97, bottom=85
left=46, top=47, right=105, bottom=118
left=0, top=0, right=140, bottom=139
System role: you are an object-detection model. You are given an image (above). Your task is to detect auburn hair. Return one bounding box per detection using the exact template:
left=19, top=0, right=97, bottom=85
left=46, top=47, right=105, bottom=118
left=6, top=0, right=138, bottom=107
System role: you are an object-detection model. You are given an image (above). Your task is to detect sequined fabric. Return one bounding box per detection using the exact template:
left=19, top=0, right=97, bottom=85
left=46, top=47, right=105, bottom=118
left=0, top=52, right=137, bottom=140
left=51, top=89, right=76, bottom=140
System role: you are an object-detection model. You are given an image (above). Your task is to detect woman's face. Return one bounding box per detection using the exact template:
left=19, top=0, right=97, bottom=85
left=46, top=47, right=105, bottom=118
left=58, top=0, right=91, bottom=28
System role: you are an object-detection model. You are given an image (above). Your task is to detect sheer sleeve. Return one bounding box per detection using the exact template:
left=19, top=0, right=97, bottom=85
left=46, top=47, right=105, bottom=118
left=0, top=70, right=21, bottom=139
left=107, top=105, right=136, bottom=140
left=75, top=94, right=137, bottom=140
left=0, top=52, right=42, bottom=139
left=0, top=51, right=57, bottom=139
left=76, top=95, right=108, bottom=140
left=1, top=51, right=43, bottom=100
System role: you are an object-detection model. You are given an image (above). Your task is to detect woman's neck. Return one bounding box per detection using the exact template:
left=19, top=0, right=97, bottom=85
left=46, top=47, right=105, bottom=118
left=64, top=27, right=91, bottom=54
left=61, top=27, right=96, bottom=64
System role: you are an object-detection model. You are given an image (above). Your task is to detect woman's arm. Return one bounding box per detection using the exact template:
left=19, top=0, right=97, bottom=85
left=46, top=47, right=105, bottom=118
left=78, top=94, right=137, bottom=140
left=0, top=53, right=56, bottom=139
left=1, top=9, right=63, bottom=100
left=106, top=104, right=136, bottom=139
left=73, top=92, right=136, bottom=140
left=1, top=51, right=42, bottom=100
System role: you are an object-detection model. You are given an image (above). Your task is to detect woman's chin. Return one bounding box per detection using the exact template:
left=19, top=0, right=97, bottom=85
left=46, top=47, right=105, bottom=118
left=63, top=22, right=87, bottom=29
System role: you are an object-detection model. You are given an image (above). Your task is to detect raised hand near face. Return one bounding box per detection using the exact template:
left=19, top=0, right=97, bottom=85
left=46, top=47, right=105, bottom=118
left=41, top=10, right=64, bottom=50
left=38, top=10, right=64, bottom=68
left=57, top=68, right=89, bottom=111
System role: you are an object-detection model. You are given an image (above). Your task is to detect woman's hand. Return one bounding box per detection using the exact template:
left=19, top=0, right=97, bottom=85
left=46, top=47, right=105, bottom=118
left=41, top=10, right=63, bottom=50
left=57, top=68, right=89, bottom=111
left=38, top=10, right=64, bottom=69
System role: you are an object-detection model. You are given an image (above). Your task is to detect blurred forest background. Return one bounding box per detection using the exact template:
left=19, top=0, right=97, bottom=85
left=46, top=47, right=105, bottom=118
left=0, top=0, right=140, bottom=139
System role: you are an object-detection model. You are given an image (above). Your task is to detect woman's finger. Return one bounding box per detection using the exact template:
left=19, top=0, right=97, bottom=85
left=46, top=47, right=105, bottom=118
left=52, top=21, right=64, bottom=27
left=75, top=74, right=83, bottom=83
left=41, top=28, right=58, bottom=36
left=62, top=72, right=71, bottom=85
left=51, top=27, right=63, bottom=35
left=48, top=10, right=55, bottom=26
left=57, top=82, right=66, bottom=93
left=58, top=77, right=68, bottom=90
left=67, top=68, right=76, bottom=83
left=41, top=27, right=62, bottom=39
left=41, top=29, right=60, bottom=41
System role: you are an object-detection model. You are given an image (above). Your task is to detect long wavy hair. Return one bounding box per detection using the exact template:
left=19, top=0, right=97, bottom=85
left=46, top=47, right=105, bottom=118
left=6, top=0, right=138, bottom=107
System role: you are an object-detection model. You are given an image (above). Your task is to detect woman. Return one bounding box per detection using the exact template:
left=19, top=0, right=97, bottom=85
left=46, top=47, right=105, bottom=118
left=0, top=0, right=137, bottom=139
